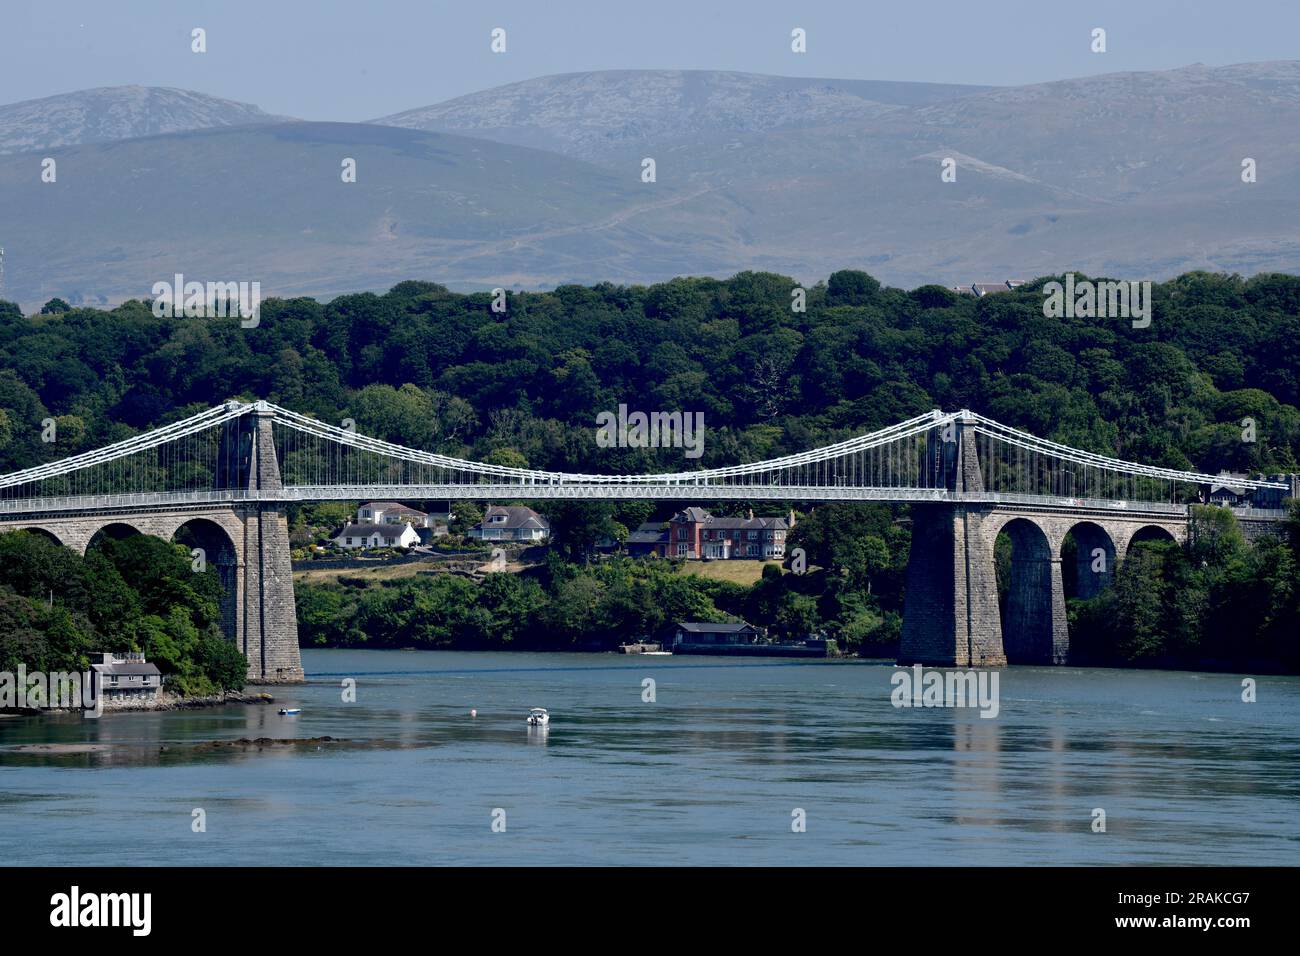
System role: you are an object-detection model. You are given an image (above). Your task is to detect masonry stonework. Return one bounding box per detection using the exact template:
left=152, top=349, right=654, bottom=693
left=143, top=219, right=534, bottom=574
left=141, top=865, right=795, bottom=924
left=901, top=503, right=1186, bottom=668
left=0, top=407, right=305, bottom=683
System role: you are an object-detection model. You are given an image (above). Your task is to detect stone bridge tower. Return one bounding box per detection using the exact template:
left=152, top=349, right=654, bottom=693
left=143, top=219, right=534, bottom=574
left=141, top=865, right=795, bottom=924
left=0, top=404, right=304, bottom=683
left=238, top=404, right=304, bottom=682
left=899, top=414, right=1186, bottom=668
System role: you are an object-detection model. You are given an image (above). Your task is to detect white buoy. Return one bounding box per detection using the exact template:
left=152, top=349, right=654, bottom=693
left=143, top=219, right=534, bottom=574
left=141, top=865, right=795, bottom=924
left=470, top=709, right=477, bottom=718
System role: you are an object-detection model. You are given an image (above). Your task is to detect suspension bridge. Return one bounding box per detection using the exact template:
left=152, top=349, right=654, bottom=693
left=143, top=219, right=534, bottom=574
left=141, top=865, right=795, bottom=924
left=0, top=400, right=1287, bottom=680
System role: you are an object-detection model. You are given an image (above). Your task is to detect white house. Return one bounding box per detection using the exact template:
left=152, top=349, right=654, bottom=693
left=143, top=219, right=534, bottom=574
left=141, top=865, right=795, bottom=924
left=334, top=521, right=421, bottom=549
left=356, top=501, right=430, bottom=528
left=467, top=505, right=551, bottom=542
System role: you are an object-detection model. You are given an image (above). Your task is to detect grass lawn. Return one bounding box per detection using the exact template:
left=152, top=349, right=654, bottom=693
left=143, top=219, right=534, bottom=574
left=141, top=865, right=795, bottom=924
left=674, top=559, right=783, bottom=586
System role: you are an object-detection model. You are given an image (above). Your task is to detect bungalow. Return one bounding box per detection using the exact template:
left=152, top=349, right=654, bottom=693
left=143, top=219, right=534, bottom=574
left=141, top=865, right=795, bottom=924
left=334, top=522, right=421, bottom=550
left=660, top=621, right=764, bottom=651
left=89, top=652, right=162, bottom=706
left=657, top=621, right=833, bottom=658
left=468, top=505, right=550, bottom=542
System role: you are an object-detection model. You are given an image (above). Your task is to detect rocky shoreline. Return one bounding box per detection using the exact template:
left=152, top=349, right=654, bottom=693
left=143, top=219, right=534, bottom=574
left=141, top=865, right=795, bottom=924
left=106, top=689, right=278, bottom=713
left=2, top=689, right=279, bottom=718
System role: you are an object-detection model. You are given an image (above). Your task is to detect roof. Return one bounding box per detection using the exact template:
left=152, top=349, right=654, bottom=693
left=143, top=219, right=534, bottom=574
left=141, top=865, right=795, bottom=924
left=92, top=662, right=161, bottom=676
left=337, top=523, right=416, bottom=537
left=1210, top=472, right=1250, bottom=496
left=672, top=508, right=788, bottom=530
left=705, top=515, right=788, bottom=530
left=627, top=522, right=668, bottom=545
left=674, top=622, right=756, bottom=633
left=360, top=501, right=426, bottom=515
left=477, top=505, right=550, bottom=530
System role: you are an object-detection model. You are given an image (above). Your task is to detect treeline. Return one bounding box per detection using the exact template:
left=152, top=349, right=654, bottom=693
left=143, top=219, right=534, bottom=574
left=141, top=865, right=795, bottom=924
left=3, top=270, right=1299, bottom=670
left=296, top=548, right=895, bottom=653
left=0, top=531, right=247, bottom=695
left=3, top=270, right=1300, bottom=479
left=298, top=501, right=1300, bottom=671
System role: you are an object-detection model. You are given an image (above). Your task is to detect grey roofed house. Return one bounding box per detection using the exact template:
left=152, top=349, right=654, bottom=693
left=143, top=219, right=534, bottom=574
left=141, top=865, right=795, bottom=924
left=968, top=280, right=1025, bottom=296
left=357, top=501, right=429, bottom=526
left=660, top=620, right=764, bottom=649
left=89, top=651, right=162, bottom=704
left=1209, top=472, right=1250, bottom=503
left=627, top=521, right=669, bottom=544
left=677, top=622, right=755, bottom=634
left=468, top=505, right=551, bottom=541
left=339, top=523, right=397, bottom=536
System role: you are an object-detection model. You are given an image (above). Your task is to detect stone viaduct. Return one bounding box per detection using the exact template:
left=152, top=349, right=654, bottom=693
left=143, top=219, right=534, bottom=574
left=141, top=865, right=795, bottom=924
left=0, top=408, right=302, bottom=683
left=898, top=425, right=1186, bottom=667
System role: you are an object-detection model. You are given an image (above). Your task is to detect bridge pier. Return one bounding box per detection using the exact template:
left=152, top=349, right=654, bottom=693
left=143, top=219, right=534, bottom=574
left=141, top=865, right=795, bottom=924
left=899, top=504, right=1007, bottom=667
left=238, top=405, right=304, bottom=683
left=237, top=505, right=303, bottom=683
left=1001, top=550, right=1068, bottom=665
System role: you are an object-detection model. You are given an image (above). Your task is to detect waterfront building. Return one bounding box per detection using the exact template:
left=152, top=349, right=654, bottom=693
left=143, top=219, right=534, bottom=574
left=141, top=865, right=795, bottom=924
left=89, top=652, right=162, bottom=705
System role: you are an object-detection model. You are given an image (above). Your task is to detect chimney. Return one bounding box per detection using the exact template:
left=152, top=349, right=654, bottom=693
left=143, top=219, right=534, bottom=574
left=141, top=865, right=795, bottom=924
left=788, top=508, right=796, bottom=528
left=746, top=508, right=754, bottom=520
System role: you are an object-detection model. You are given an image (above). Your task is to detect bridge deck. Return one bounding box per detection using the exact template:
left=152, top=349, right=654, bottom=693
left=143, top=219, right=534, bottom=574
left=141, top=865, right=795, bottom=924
left=0, top=486, right=1278, bottom=521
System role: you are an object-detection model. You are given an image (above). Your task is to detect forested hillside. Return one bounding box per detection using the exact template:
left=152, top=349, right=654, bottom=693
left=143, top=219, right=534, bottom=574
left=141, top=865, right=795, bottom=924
left=1, top=270, right=1298, bottom=672
left=3, top=270, right=1299, bottom=475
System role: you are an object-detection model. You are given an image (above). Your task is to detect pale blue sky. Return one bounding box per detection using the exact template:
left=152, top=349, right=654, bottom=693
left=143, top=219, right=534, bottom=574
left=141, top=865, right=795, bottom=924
left=1, top=0, right=1295, bottom=119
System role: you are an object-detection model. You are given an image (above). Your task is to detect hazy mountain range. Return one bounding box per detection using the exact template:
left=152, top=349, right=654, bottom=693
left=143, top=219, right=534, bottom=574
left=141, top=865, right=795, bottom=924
left=2, top=63, right=1299, bottom=309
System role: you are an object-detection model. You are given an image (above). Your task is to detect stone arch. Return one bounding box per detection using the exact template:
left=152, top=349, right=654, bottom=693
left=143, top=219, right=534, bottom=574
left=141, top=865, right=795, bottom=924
left=993, top=517, right=1063, bottom=664
left=85, top=521, right=147, bottom=555
left=172, top=517, right=242, bottom=645
left=10, top=526, right=66, bottom=548
left=1061, top=521, right=1117, bottom=600
left=1129, top=524, right=1178, bottom=547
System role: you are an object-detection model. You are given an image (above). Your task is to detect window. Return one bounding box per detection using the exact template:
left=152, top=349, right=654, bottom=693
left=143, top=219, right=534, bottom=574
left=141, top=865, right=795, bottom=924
left=346, top=538, right=353, bottom=545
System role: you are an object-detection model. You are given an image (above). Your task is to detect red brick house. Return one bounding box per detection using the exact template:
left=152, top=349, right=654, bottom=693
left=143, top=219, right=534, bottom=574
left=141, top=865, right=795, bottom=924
left=628, top=507, right=793, bottom=560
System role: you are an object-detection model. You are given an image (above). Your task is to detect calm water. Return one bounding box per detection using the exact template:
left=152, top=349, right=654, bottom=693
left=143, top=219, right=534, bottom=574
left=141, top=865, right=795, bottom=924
left=2, top=649, right=1298, bottom=866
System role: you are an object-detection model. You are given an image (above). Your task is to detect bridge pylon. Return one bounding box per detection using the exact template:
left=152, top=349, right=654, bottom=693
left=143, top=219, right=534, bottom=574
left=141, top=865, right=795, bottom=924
left=237, top=405, right=304, bottom=682
left=900, top=416, right=1008, bottom=667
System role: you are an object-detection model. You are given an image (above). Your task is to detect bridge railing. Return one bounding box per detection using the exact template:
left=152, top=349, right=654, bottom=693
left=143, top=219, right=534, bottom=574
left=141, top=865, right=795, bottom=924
left=0, top=489, right=258, bottom=517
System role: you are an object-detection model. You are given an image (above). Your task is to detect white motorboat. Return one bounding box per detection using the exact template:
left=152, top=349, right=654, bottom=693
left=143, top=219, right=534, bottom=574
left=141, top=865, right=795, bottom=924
left=526, top=707, right=549, bottom=726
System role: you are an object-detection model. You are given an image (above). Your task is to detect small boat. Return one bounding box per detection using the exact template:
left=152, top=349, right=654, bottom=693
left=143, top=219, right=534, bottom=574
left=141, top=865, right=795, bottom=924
left=526, top=707, right=549, bottom=727
left=279, top=708, right=301, bottom=716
